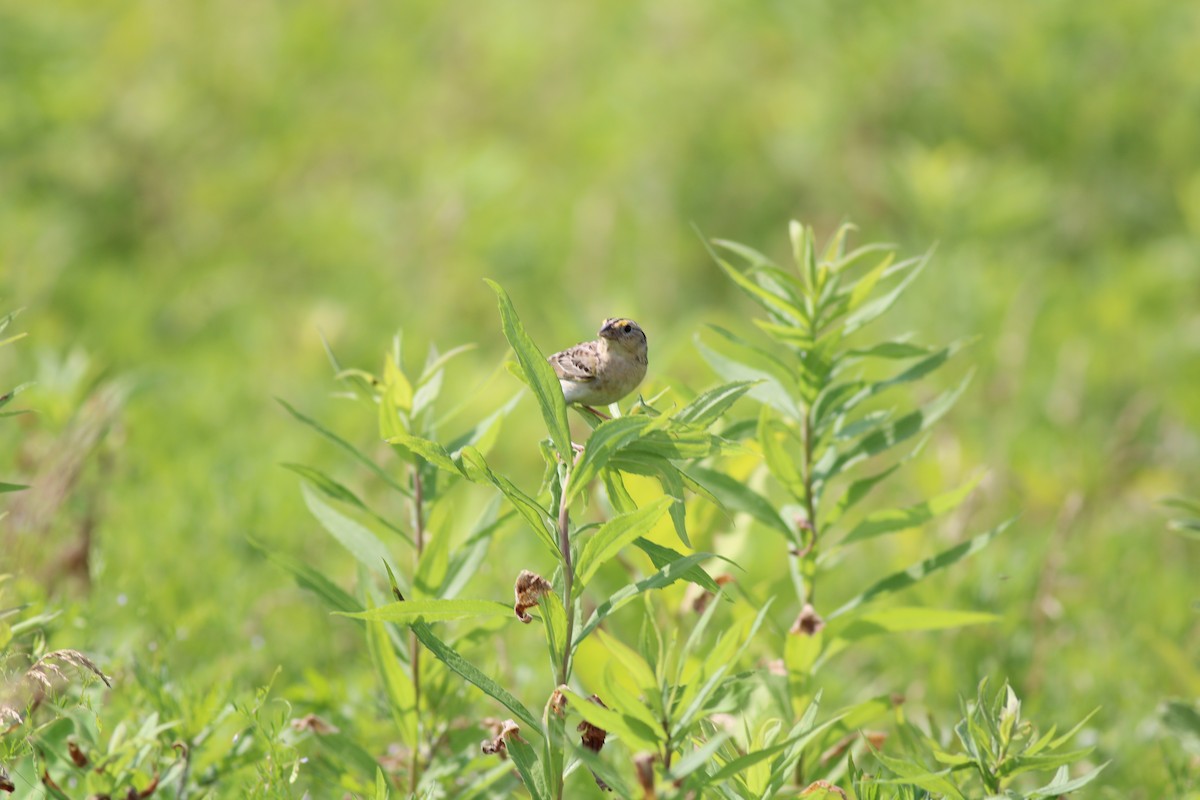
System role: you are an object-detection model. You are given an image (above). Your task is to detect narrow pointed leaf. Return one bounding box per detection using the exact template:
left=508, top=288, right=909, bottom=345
left=829, top=518, right=1011, bottom=619
left=830, top=607, right=999, bottom=641
left=506, top=730, right=549, bottom=800
left=365, top=603, right=419, bottom=747
left=675, top=381, right=758, bottom=427
left=574, top=552, right=715, bottom=645
left=687, top=466, right=793, bottom=540
left=633, top=538, right=721, bottom=593
left=278, top=398, right=411, bottom=497
left=411, top=621, right=541, bottom=732
left=575, top=497, right=673, bottom=592
left=485, top=280, right=572, bottom=459
left=839, top=474, right=983, bottom=546
left=249, top=539, right=363, bottom=615
left=340, top=599, right=512, bottom=624
left=302, top=483, right=393, bottom=577
left=566, top=416, right=654, bottom=502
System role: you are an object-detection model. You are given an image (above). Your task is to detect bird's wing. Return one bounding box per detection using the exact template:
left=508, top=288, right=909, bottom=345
left=548, top=344, right=600, bottom=383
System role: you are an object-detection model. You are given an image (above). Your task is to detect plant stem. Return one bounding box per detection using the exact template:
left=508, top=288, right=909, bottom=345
left=800, top=406, right=819, bottom=605
left=555, top=466, right=575, bottom=800
left=410, top=465, right=425, bottom=795
left=557, top=468, right=575, bottom=686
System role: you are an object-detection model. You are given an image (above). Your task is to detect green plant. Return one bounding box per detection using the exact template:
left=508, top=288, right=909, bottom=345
left=268, top=221, right=1040, bottom=798
left=854, top=680, right=1105, bottom=799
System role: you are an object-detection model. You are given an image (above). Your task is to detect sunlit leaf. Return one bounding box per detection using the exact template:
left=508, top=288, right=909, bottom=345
left=364, top=599, right=419, bottom=748
left=687, top=466, right=793, bottom=541
left=302, top=483, right=394, bottom=577
left=829, top=606, right=999, bottom=641
left=278, top=398, right=412, bottom=498
left=340, top=599, right=512, bottom=624
left=485, top=280, right=572, bottom=459
left=696, top=327, right=802, bottom=417
left=675, top=381, right=758, bottom=427
left=411, top=621, right=541, bottom=732
left=565, top=416, right=656, bottom=503
left=575, top=497, right=674, bottom=593
left=838, top=473, right=983, bottom=546
left=574, top=551, right=715, bottom=646
left=828, top=518, right=1011, bottom=619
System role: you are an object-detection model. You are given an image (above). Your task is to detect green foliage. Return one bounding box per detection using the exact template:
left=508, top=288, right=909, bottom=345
left=858, top=680, right=1105, bottom=799
left=4, top=3, right=1199, bottom=794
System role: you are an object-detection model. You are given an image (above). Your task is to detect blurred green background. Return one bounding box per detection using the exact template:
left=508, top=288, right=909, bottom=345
left=3, top=0, right=1199, bottom=795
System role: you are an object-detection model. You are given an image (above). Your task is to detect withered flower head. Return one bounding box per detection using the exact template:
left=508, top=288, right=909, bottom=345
left=789, top=603, right=825, bottom=636
left=481, top=718, right=522, bottom=758
left=634, top=752, right=656, bottom=799
left=550, top=685, right=568, bottom=717
left=514, top=570, right=552, bottom=624
left=289, top=713, right=340, bottom=735
left=577, top=695, right=608, bottom=753
left=578, top=695, right=612, bottom=792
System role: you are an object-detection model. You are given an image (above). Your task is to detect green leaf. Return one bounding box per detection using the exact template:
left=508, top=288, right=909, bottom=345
left=283, top=463, right=412, bottom=545
left=633, top=538, right=721, bottom=593
left=828, top=518, right=1011, bottom=620
left=302, top=483, right=393, bottom=577
left=373, top=767, right=390, bottom=800
left=364, top=600, right=419, bottom=748
left=418, top=342, right=477, bottom=386
left=1000, top=749, right=1096, bottom=779
left=506, top=729, right=549, bottom=800
left=818, top=372, right=970, bottom=487
left=758, top=407, right=807, bottom=502
left=847, top=341, right=935, bottom=360
left=705, top=712, right=844, bottom=788
left=563, top=688, right=661, bottom=751
left=707, top=237, right=805, bottom=325
left=485, top=280, right=572, bottom=459
left=1167, top=518, right=1200, bottom=539
left=411, top=621, right=541, bottom=732
left=0, top=382, right=32, bottom=411
left=830, top=607, right=999, bottom=641
left=249, top=538, right=364, bottom=615
left=687, top=465, right=793, bottom=540
left=675, top=381, right=758, bottom=427
left=385, top=432, right=465, bottom=476
left=1162, top=496, right=1200, bottom=515
left=574, top=552, right=715, bottom=646
left=567, top=742, right=633, bottom=798
left=0, top=482, right=29, bottom=494
left=838, top=473, right=983, bottom=546
left=575, top=497, right=673, bottom=592
left=846, top=252, right=894, bottom=314
left=870, top=749, right=966, bottom=799
left=1161, top=700, right=1200, bottom=738
left=340, top=599, right=513, bottom=624
left=842, top=250, right=931, bottom=335
left=1027, top=763, right=1109, bottom=799
left=440, top=499, right=509, bottom=599
left=566, top=416, right=655, bottom=502
left=695, top=327, right=802, bottom=417
left=669, top=733, right=732, bottom=781
left=278, top=398, right=412, bottom=498
left=458, top=447, right=560, bottom=561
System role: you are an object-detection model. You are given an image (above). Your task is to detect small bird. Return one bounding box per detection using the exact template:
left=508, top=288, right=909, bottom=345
left=548, top=318, right=648, bottom=418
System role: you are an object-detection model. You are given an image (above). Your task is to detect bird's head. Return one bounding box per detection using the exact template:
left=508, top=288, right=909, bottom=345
left=598, top=318, right=647, bottom=356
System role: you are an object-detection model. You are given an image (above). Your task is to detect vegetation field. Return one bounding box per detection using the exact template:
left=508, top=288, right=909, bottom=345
left=2, top=2, right=1198, bottom=798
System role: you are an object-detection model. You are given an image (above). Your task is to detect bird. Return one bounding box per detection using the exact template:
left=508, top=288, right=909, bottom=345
left=548, top=318, right=648, bottom=419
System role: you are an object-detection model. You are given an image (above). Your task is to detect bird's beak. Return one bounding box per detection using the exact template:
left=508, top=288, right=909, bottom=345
left=598, top=319, right=617, bottom=339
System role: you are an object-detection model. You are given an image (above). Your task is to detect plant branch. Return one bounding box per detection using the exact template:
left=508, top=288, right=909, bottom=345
left=410, top=464, right=425, bottom=795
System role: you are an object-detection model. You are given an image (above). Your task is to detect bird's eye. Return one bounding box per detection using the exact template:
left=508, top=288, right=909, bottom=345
left=622, top=324, right=632, bottom=333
